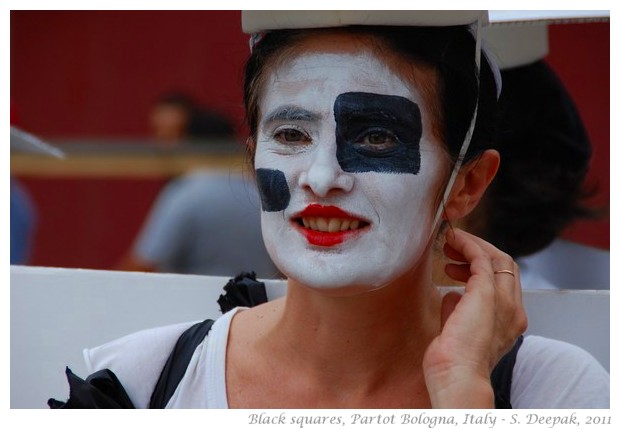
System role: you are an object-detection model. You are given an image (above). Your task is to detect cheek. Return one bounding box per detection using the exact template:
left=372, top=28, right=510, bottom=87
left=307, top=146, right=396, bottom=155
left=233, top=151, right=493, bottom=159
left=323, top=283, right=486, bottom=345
left=383, top=180, right=432, bottom=219
left=255, top=168, right=291, bottom=212
left=364, top=161, right=444, bottom=227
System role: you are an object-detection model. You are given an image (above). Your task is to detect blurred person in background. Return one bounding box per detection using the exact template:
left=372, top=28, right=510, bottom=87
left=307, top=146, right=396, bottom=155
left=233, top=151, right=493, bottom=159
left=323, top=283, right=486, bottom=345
left=10, top=179, right=37, bottom=265
left=118, top=93, right=279, bottom=278
left=149, top=91, right=235, bottom=144
left=10, top=103, right=37, bottom=265
left=116, top=170, right=280, bottom=278
left=10, top=111, right=64, bottom=266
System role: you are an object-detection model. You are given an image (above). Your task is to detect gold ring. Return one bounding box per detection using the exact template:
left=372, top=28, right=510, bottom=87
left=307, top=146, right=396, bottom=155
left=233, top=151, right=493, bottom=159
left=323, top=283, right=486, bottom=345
left=494, top=269, right=515, bottom=277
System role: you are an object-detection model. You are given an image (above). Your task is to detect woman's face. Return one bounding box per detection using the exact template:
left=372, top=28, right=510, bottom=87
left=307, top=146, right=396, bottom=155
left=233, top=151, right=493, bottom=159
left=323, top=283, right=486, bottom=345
left=254, top=34, right=449, bottom=294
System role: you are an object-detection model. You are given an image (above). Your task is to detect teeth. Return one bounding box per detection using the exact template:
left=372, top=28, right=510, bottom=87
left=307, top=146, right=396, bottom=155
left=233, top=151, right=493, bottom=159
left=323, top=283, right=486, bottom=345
left=300, top=217, right=365, bottom=232
left=309, top=218, right=318, bottom=231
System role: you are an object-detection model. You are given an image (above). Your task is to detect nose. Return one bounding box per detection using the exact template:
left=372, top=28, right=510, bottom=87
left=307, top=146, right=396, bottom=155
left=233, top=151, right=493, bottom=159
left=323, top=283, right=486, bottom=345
left=298, top=143, right=354, bottom=197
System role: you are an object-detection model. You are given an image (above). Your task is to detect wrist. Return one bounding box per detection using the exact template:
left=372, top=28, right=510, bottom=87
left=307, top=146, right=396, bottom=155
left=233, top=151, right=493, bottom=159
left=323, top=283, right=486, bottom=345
left=425, top=368, right=494, bottom=409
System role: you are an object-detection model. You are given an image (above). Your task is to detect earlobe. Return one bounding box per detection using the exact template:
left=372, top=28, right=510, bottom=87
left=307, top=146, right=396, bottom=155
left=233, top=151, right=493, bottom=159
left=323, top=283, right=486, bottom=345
left=442, top=149, right=500, bottom=222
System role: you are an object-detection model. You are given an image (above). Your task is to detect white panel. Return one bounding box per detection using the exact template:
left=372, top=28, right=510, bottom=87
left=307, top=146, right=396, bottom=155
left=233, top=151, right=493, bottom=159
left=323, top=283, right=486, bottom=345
left=10, top=266, right=608, bottom=408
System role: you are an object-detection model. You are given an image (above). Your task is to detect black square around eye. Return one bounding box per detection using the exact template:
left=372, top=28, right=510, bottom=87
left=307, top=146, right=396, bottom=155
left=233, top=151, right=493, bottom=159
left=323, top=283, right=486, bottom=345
left=334, top=92, right=422, bottom=174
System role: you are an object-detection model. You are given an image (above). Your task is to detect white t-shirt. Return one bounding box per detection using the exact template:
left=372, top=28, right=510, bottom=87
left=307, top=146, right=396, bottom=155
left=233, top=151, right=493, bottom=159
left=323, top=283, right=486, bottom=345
left=84, top=307, right=610, bottom=409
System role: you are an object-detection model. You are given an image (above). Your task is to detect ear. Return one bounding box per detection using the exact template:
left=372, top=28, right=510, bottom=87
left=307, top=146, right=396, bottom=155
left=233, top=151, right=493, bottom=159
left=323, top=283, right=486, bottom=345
left=443, top=149, right=500, bottom=221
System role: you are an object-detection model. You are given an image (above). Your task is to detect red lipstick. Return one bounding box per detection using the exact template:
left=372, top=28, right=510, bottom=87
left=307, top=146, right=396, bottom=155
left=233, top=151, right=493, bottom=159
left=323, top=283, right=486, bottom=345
left=298, top=204, right=359, bottom=219
left=293, top=204, right=369, bottom=247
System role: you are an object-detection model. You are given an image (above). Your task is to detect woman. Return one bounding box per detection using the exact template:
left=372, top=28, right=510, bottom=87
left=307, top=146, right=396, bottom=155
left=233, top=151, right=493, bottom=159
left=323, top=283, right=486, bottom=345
left=51, top=11, right=609, bottom=409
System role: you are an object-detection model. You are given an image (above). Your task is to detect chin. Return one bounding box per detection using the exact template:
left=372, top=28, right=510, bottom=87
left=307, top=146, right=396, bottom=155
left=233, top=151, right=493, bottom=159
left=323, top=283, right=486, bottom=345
left=265, top=230, right=430, bottom=296
left=300, top=278, right=383, bottom=297
left=279, top=262, right=401, bottom=297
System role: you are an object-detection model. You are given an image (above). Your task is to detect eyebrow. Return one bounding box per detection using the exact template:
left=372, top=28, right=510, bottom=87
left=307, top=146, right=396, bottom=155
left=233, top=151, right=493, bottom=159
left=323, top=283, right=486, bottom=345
left=262, top=106, right=321, bottom=125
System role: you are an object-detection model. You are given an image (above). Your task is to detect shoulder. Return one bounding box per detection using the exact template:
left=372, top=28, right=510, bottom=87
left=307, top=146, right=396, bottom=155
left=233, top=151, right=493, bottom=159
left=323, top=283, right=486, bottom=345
left=83, top=321, right=197, bottom=409
left=167, top=308, right=245, bottom=408
left=178, top=171, right=255, bottom=194
left=157, top=173, right=212, bottom=205
left=511, top=335, right=609, bottom=409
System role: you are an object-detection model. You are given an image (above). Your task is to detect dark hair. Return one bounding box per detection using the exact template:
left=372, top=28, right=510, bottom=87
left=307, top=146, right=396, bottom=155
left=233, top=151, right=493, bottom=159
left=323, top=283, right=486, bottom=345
left=187, top=110, right=235, bottom=139
left=243, top=25, right=498, bottom=166
left=155, top=91, right=235, bottom=139
left=155, top=91, right=197, bottom=113
left=470, top=60, right=595, bottom=257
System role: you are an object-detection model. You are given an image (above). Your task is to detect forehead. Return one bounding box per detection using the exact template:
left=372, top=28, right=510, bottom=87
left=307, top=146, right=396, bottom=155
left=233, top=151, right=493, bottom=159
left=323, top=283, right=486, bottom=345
left=260, top=33, right=427, bottom=112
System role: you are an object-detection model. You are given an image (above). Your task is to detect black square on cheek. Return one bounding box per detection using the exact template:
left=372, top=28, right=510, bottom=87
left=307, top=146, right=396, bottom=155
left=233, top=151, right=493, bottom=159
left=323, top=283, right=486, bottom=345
left=255, top=168, right=291, bottom=212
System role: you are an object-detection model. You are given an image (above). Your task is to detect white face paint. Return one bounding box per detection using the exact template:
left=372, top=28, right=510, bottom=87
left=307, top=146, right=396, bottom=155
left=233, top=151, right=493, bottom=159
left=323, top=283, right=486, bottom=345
left=255, top=40, right=449, bottom=294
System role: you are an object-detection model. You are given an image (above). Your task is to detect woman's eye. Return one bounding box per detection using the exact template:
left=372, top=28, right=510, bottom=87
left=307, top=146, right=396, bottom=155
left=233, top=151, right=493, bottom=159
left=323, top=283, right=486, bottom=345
left=274, top=128, right=310, bottom=144
left=357, top=130, right=398, bottom=149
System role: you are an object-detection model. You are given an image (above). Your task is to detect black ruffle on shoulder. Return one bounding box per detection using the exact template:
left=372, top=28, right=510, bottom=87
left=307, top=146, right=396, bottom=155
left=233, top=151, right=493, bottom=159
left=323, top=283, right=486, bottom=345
left=48, top=367, right=135, bottom=409
left=217, top=271, right=269, bottom=313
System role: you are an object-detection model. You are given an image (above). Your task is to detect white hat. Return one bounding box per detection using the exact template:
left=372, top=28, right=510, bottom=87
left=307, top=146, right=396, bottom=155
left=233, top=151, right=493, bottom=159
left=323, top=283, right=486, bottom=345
left=10, top=126, right=65, bottom=158
left=488, top=10, right=609, bottom=25
left=242, top=10, right=487, bottom=33
left=486, top=10, right=609, bottom=70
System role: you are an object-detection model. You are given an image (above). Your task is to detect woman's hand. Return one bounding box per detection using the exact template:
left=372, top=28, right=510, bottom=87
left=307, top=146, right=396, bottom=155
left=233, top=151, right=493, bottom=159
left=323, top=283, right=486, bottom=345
left=423, top=228, right=528, bottom=408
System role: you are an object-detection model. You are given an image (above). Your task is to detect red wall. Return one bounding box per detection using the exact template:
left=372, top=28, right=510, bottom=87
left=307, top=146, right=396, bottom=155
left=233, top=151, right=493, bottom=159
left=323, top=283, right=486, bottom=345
left=18, top=177, right=167, bottom=269
left=11, top=11, right=249, bottom=138
left=10, top=13, right=610, bottom=269
left=11, top=11, right=251, bottom=269
left=545, top=23, right=610, bottom=249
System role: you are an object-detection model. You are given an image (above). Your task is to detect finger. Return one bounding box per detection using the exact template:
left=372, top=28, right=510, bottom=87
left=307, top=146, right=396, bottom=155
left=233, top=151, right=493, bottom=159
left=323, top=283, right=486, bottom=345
left=511, top=262, right=528, bottom=333
left=444, top=228, right=495, bottom=283
left=491, top=260, right=516, bottom=289
left=453, top=229, right=517, bottom=302
left=487, top=250, right=518, bottom=317
left=490, top=258, right=529, bottom=355
left=454, top=229, right=515, bottom=276
left=512, top=262, right=523, bottom=303
left=444, top=263, right=470, bottom=283
left=443, top=241, right=468, bottom=263
left=491, top=259, right=517, bottom=330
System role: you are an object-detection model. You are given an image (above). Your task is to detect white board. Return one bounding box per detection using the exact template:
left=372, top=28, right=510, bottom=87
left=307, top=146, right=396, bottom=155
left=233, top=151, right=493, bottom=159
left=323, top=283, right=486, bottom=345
left=10, top=266, right=609, bottom=408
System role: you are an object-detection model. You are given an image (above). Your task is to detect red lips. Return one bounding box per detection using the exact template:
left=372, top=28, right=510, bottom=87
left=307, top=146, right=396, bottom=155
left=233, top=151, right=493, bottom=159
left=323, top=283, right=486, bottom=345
left=293, top=204, right=368, bottom=247
left=298, top=204, right=358, bottom=219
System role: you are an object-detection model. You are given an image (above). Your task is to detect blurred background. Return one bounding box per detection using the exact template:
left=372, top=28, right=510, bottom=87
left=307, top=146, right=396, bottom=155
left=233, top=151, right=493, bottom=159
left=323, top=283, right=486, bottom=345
left=10, top=11, right=609, bottom=277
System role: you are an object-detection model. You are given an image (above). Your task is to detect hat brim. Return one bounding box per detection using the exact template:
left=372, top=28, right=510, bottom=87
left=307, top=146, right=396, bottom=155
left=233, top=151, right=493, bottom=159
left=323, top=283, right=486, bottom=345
left=242, top=10, right=487, bottom=33
left=10, top=126, right=65, bottom=158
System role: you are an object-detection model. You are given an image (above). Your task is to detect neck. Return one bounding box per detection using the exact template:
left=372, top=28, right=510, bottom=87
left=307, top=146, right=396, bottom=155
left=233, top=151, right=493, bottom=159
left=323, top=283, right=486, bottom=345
left=270, top=258, right=442, bottom=389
